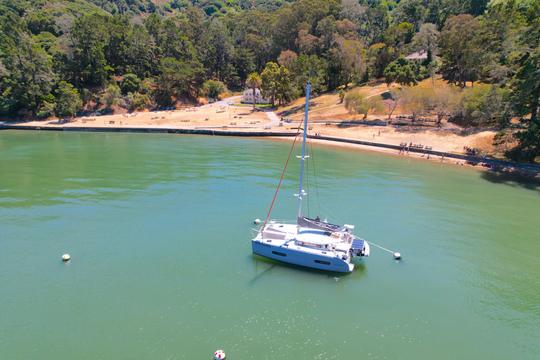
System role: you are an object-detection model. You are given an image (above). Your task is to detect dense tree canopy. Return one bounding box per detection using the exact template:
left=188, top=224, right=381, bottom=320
left=0, top=0, right=538, bottom=160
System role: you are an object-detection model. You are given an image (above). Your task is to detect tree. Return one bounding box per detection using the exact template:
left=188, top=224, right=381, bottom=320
left=340, top=0, right=367, bottom=25
left=426, top=87, right=461, bottom=126
left=101, top=83, right=122, bottom=108
left=123, top=24, right=156, bottom=78
left=120, top=73, right=141, bottom=95
left=55, top=81, right=82, bottom=118
left=367, top=43, right=396, bottom=79
left=230, top=47, right=256, bottom=88
left=455, top=85, right=509, bottom=127
left=245, top=72, right=262, bottom=110
left=384, top=57, right=418, bottom=86
left=400, top=86, right=429, bottom=123
left=0, top=28, right=56, bottom=116
left=439, top=14, right=484, bottom=87
left=71, top=14, right=111, bottom=87
left=155, top=57, right=204, bottom=106
left=334, top=37, right=366, bottom=88
left=291, top=54, right=327, bottom=95
left=509, top=41, right=540, bottom=126
left=393, top=0, right=428, bottom=31
left=278, top=50, right=298, bottom=68
left=507, top=7, right=539, bottom=161
left=203, top=80, right=226, bottom=101
left=344, top=90, right=384, bottom=120
left=385, top=88, right=402, bottom=121
left=275, top=65, right=294, bottom=106
left=384, top=22, right=414, bottom=50
left=261, top=62, right=293, bottom=106
left=261, top=62, right=279, bottom=106
left=200, top=19, right=234, bottom=83
left=412, top=23, right=439, bottom=61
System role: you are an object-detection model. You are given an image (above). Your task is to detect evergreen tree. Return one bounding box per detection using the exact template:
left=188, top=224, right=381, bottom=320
left=55, top=81, right=82, bottom=118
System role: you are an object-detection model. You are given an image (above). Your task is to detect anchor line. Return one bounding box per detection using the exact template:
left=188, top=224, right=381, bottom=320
left=262, top=127, right=302, bottom=229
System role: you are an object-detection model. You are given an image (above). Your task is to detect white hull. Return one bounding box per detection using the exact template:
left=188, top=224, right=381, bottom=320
left=252, top=240, right=355, bottom=273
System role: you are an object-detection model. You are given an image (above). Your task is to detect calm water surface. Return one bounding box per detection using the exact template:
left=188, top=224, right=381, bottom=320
left=0, top=131, right=539, bottom=359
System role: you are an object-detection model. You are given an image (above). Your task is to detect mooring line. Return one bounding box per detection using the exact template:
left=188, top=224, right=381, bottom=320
left=369, top=240, right=402, bottom=260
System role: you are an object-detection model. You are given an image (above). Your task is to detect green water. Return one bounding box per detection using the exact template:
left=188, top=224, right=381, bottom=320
left=0, top=131, right=539, bottom=359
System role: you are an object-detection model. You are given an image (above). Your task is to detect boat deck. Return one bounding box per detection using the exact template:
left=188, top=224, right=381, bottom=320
left=255, top=222, right=353, bottom=258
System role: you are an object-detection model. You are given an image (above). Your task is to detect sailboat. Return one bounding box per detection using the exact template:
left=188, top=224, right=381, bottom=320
left=252, top=81, right=370, bottom=273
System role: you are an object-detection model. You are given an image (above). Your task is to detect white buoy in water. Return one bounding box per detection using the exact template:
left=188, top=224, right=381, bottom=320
left=253, top=218, right=261, bottom=225
left=62, top=253, right=71, bottom=262
left=213, top=349, right=226, bottom=360
left=393, top=252, right=401, bottom=260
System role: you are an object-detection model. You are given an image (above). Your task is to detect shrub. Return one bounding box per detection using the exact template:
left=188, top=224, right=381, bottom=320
left=120, top=73, right=141, bottom=95
left=344, top=90, right=384, bottom=119
left=202, top=80, right=226, bottom=101
left=127, top=92, right=152, bottom=111
left=100, top=84, right=122, bottom=108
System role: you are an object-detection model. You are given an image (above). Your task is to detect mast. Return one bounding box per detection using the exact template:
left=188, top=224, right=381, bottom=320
left=297, top=81, right=311, bottom=219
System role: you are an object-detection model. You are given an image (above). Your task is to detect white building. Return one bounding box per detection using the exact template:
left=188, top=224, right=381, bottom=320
left=405, top=49, right=428, bottom=61
left=241, top=88, right=270, bottom=104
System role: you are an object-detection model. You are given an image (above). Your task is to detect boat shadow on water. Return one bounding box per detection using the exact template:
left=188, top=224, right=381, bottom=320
left=248, top=255, right=367, bottom=286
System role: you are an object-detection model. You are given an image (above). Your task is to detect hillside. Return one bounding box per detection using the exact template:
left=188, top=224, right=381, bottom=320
left=1, top=0, right=538, bottom=161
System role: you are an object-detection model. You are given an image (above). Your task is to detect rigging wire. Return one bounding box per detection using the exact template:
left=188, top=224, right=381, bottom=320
left=308, top=134, right=321, bottom=217
left=262, top=128, right=302, bottom=229
left=305, top=135, right=310, bottom=218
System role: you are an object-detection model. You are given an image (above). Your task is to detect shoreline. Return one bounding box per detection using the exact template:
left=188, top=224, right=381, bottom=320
left=1, top=123, right=538, bottom=179
left=267, top=136, right=474, bottom=170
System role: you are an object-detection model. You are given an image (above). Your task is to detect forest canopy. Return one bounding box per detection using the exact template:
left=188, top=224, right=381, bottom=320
left=0, top=0, right=539, bottom=160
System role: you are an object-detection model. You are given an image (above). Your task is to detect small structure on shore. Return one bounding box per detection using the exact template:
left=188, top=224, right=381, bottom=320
left=241, top=88, right=269, bottom=104
left=405, top=49, right=428, bottom=62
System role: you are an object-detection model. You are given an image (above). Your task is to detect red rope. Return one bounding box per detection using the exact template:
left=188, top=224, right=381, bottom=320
left=262, top=130, right=301, bottom=229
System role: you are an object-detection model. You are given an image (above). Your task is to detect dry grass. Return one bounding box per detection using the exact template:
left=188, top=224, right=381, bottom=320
left=277, top=77, right=457, bottom=122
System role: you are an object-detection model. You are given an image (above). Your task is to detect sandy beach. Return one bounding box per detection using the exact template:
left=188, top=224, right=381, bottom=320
left=4, top=95, right=540, bottom=178
left=9, top=95, right=496, bottom=153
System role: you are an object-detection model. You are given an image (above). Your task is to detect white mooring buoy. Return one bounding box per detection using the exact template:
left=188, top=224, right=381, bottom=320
left=253, top=218, right=261, bottom=225
left=213, top=349, right=226, bottom=360
left=393, top=252, right=401, bottom=260
left=62, top=253, right=71, bottom=262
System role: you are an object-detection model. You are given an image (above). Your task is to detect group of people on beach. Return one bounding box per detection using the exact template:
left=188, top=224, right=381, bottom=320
left=463, top=146, right=480, bottom=156
left=398, top=142, right=438, bottom=160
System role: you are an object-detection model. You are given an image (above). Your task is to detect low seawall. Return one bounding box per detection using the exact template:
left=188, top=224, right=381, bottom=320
left=0, top=124, right=297, bottom=137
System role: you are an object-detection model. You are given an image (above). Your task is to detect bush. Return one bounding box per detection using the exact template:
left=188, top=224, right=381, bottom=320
left=127, top=92, right=152, bottom=111
left=120, top=73, right=141, bottom=95
left=37, top=99, right=55, bottom=118
left=202, top=80, right=226, bottom=101
left=384, top=57, right=419, bottom=86
left=100, top=84, right=122, bottom=108
left=452, top=85, right=510, bottom=127
left=344, top=90, right=384, bottom=119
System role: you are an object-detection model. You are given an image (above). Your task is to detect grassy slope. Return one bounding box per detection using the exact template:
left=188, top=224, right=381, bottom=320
left=277, top=78, right=454, bottom=122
